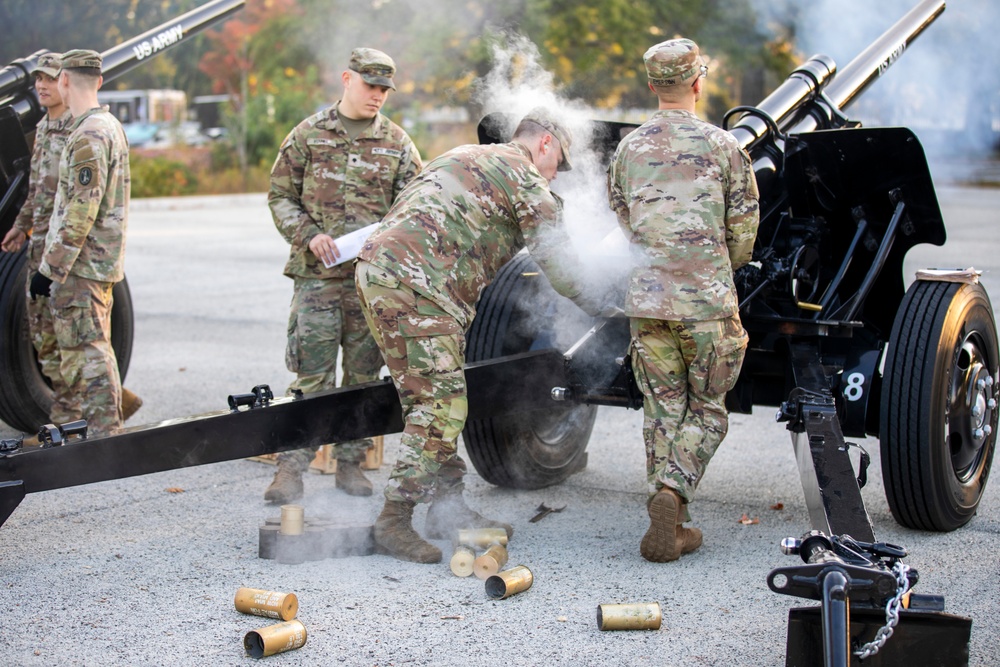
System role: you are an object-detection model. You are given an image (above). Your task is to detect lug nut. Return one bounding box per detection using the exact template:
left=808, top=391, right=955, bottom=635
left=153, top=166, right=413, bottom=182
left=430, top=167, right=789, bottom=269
left=780, top=537, right=801, bottom=555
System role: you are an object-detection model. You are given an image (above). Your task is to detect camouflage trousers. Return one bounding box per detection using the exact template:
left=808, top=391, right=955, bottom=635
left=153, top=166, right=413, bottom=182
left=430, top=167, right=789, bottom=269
left=280, top=275, right=383, bottom=468
left=629, top=316, right=748, bottom=512
left=47, top=274, right=122, bottom=436
left=355, top=260, right=469, bottom=505
left=23, top=254, right=73, bottom=424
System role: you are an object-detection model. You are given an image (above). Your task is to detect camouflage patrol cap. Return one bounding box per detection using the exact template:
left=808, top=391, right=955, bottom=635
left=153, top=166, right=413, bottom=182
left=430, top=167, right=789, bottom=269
left=31, top=52, right=62, bottom=78
left=644, top=39, right=705, bottom=87
left=349, top=47, right=396, bottom=90
left=60, top=49, right=103, bottom=71
left=520, top=107, right=573, bottom=172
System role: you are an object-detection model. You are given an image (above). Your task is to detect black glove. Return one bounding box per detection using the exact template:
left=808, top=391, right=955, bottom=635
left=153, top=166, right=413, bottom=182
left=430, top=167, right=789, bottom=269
left=29, top=272, right=53, bottom=301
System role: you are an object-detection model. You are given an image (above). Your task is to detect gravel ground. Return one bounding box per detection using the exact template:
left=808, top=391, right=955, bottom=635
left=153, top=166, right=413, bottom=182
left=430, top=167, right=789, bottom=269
left=1, top=187, right=998, bottom=666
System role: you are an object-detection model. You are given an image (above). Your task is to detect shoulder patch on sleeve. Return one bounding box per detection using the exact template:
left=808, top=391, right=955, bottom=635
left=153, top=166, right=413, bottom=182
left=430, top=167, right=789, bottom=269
left=71, top=141, right=97, bottom=165
left=76, top=163, right=98, bottom=188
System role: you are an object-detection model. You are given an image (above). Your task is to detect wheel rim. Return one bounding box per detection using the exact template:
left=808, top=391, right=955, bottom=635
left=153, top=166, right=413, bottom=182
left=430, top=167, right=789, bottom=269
left=946, top=335, right=998, bottom=483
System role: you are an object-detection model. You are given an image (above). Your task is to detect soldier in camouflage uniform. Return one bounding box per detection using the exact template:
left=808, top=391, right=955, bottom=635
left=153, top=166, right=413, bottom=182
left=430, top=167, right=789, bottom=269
left=607, top=39, right=759, bottom=562
left=1, top=53, right=142, bottom=430
left=357, top=108, right=613, bottom=563
left=29, top=49, right=131, bottom=437
left=266, top=48, right=422, bottom=503
left=2, top=53, right=75, bottom=424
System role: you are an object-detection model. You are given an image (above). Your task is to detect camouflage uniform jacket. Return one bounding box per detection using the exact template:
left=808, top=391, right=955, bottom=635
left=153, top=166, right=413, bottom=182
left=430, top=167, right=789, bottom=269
left=13, top=110, right=73, bottom=267
left=269, top=104, right=422, bottom=280
left=607, top=108, right=759, bottom=321
left=359, top=142, right=588, bottom=329
left=39, top=106, right=130, bottom=284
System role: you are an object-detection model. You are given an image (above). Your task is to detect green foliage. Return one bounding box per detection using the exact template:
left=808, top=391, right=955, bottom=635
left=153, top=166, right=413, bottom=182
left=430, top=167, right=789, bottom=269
left=129, top=154, right=198, bottom=198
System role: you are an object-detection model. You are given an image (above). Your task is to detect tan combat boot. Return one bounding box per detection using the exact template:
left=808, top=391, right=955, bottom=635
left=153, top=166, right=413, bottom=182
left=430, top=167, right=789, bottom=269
left=335, top=460, right=373, bottom=496
left=121, top=388, right=144, bottom=421
left=374, top=499, right=442, bottom=563
left=263, top=459, right=305, bottom=504
left=424, top=491, right=514, bottom=541
left=640, top=488, right=702, bottom=562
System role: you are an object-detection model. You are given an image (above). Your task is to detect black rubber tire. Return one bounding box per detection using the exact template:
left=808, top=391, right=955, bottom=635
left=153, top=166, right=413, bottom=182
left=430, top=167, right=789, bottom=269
left=880, top=280, right=998, bottom=531
left=463, top=252, right=598, bottom=489
left=0, top=247, right=134, bottom=433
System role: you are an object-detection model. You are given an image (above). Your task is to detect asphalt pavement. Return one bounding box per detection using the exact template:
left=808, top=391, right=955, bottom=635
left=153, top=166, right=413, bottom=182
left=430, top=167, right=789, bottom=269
left=1, top=186, right=998, bottom=666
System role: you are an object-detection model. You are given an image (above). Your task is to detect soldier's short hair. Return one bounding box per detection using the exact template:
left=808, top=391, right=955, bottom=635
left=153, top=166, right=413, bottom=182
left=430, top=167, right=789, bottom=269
left=512, top=107, right=573, bottom=171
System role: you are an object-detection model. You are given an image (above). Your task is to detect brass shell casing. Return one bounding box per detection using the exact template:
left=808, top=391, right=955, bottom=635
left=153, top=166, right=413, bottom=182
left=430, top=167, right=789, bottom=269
left=279, top=504, right=304, bottom=536
left=474, top=544, right=509, bottom=580
left=485, top=565, right=534, bottom=600
left=596, top=602, right=662, bottom=631
left=457, top=527, right=509, bottom=548
left=234, top=588, right=299, bottom=621
left=450, top=545, right=476, bottom=577
left=244, top=619, right=307, bottom=658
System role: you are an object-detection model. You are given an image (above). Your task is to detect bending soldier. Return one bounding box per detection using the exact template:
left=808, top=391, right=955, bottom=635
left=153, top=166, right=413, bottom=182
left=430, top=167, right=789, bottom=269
left=356, top=108, right=615, bottom=563
left=30, top=50, right=132, bottom=437
left=607, top=39, right=759, bottom=562
left=267, top=47, right=422, bottom=502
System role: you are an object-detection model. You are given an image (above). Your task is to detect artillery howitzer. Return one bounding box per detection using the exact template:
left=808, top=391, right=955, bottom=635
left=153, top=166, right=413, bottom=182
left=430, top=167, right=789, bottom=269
left=0, top=0, right=990, bottom=664
left=0, top=0, right=246, bottom=432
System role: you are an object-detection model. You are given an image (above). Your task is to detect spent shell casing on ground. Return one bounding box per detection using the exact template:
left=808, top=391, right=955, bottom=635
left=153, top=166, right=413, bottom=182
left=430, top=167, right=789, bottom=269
left=244, top=619, right=307, bottom=658
left=457, top=527, right=508, bottom=548
left=474, top=544, right=509, bottom=580
left=279, top=504, right=304, bottom=535
left=596, top=602, right=662, bottom=631
left=234, top=587, right=298, bottom=621
left=485, top=565, right=534, bottom=599
left=450, top=545, right=476, bottom=577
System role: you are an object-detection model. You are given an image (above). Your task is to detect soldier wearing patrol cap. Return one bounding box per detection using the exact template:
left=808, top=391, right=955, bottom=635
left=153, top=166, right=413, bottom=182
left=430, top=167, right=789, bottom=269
left=28, top=48, right=132, bottom=436
left=265, top=47, right=422, bottom=503
left=607, top=38, right=760, bottom=562
left=1, top=52, right=77, bottom=428
left=355, top=107, right=616, bottom=563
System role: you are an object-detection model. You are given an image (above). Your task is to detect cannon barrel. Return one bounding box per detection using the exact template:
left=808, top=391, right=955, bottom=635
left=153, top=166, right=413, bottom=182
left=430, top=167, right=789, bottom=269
left=0, top=0, right=245, bottom=133
left=790, top=0, right=946, bottom=134
left=728, top=0, right=945, bottom=150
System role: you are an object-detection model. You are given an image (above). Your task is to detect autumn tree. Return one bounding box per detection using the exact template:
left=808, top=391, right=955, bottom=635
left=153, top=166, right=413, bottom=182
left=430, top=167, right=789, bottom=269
left=198, top=0, right=321, bottom=180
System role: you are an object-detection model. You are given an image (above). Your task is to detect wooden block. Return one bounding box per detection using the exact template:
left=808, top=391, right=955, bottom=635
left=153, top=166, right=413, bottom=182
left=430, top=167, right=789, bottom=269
left=308, top=445, right=337, bottom=475
left=251, top=438, right=381, bottom=474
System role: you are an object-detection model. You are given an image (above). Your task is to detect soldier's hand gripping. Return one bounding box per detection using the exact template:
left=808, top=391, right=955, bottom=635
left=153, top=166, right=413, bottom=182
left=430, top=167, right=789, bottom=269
left=308, top=233, right=341, bottom=268
left=1, top=227, right=27, bottom=253
left=29, top=272, right=53, bottom=301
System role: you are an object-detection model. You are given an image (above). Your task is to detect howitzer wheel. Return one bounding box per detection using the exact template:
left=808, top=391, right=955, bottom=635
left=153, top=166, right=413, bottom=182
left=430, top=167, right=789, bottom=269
left=463, top=252, right=597, bottom=489
left=0, top=247, right=134, bottom=433
left=880, top=279, right=998, bottom=531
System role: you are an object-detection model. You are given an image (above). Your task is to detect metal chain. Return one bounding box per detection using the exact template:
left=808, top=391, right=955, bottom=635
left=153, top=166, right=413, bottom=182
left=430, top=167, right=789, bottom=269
left=854, top=562, right=912, bottom=659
